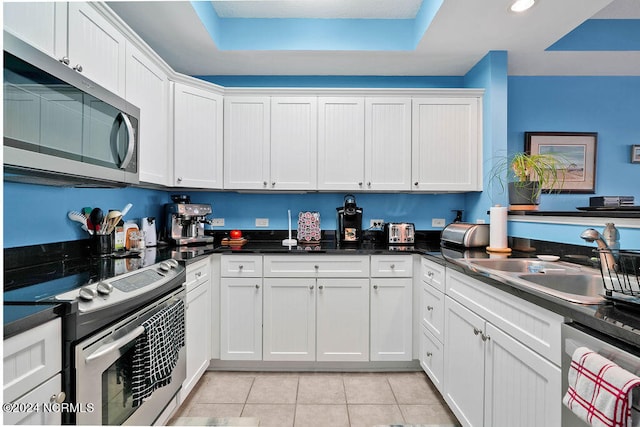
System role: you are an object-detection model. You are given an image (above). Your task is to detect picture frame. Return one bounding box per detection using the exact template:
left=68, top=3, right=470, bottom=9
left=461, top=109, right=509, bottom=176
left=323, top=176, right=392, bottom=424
left=525, top=132, right=598, bottom=193
left=632, top=145, right=640, bottom=163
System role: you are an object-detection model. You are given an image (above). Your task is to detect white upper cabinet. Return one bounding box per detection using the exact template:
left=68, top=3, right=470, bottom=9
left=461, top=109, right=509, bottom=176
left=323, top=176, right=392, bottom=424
left=412, top=97, right=482, bottom=192
left=365, top=98, right=412, bottom=191
left=125, top=43, right=169, bottom=186
left=224, top=97, right=271, bottom=190
left=67, top=3, right=127, bottom=97
left=4, top=2, right=126, bottom=97
left=174, top=82, right=224, bottom=189
left=224, top=96, right=317, bottom=190
left=317, top=97, right=366, bottom=191
left=3, top=2, right=67, bottom=59
left=270, top=97, right=318, bottom=190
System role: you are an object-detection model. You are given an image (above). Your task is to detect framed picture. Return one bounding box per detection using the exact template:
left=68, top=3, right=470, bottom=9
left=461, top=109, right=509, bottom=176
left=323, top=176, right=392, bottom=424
left=632, top=145, right=640, bottom=163
left=525, top=132, right=597, bottom=193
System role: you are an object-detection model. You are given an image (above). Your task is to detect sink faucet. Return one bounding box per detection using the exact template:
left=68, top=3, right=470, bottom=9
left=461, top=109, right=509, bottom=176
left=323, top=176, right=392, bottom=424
left=580, top=227, right=618, bottom=271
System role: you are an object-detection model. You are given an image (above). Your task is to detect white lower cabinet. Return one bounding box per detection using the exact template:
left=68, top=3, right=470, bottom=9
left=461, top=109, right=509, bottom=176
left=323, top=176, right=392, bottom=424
left=220, top=277, right=263, bottom=360
left=419, top=325, right=444, bottom=393
left=183, top=257, right=212, bottom=397
left=2, top=374, right=63, bottom=426
left=370, top=278, right=412, bottom=361
left=263, top=278, right=316, bottom=361
left=316, top=278, right=370, bottom=362
left=443, top=273, right=562, bottom=427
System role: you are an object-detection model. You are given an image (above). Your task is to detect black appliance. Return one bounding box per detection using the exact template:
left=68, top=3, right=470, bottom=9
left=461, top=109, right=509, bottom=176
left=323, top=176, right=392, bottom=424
left=336, top=194, right=363, bottom=246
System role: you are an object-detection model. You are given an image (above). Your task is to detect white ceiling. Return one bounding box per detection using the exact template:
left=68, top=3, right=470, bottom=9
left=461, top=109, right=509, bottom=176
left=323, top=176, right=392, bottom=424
left=108, top=0, right=640, bottom=77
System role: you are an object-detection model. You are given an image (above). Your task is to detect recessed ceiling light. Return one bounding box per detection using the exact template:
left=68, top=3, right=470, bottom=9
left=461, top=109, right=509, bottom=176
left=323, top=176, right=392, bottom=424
left=510, top=0, right=535, bottom=13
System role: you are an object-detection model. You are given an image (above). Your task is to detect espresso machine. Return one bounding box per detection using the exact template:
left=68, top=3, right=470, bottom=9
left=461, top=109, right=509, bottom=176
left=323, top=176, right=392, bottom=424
left=164, top=195, right=214, bottom=245
left=336, top=194, right=363, bottom=246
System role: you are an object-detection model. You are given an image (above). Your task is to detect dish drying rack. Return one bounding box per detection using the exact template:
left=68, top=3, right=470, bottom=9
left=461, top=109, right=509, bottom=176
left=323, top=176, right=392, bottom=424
left=598, top=249, right=640, bottom=307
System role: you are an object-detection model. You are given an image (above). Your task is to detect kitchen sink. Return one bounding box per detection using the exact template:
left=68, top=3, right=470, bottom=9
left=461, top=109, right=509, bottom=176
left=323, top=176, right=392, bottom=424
left=460, top=258, right=606, bottom=304
left=516, top=273, right=605, bottom=304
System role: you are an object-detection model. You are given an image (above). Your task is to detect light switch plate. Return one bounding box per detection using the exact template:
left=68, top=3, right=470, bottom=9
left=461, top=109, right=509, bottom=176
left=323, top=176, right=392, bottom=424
left=432, top=218, right=445, bottom=227
left=211, top=218, right=225, bottom=227
left=256, top=218, right=269, bottom=227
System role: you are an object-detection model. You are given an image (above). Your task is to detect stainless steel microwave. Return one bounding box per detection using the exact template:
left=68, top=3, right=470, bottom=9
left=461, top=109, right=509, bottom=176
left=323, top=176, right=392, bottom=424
left=3, top=32, right=139, bottom=186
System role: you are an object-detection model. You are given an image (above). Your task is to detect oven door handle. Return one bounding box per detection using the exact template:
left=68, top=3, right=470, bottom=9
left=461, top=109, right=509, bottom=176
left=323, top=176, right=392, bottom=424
left=86, top=325, right=145, bottom=363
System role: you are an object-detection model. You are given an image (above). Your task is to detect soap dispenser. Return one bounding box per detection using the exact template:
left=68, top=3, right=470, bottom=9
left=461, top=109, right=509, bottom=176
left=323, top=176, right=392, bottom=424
left=603, top=223, right=620, bottom=252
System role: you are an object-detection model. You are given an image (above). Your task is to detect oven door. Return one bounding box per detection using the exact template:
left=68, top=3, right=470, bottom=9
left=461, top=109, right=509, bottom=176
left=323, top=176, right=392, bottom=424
left=74, top=288, right=186, bottom=425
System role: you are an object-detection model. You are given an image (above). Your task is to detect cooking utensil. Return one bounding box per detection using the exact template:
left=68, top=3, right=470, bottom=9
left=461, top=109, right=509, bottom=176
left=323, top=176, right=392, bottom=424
left=103, top=210, right=122, bottom=235
left=121, top=203, right=132, bottom=218
left=89, top=208, right=104, bottom=234
left=68, top=211, right=90, bottom=234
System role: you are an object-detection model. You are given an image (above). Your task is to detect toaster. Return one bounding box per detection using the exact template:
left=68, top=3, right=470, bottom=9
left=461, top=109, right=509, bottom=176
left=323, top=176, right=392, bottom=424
left=385, top=223, right=415, bottom=244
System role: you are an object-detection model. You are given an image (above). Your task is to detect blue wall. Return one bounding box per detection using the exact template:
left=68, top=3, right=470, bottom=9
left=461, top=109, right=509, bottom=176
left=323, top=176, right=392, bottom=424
left=507, top=76, right=640, bottom=248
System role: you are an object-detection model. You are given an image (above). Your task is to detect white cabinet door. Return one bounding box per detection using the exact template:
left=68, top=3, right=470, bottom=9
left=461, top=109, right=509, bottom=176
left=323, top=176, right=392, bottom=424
left=2, top=374, right=62, bottom=425
left=263, top=278, right=316, bottom=361
left=484, top=323, right=561, bottom=427
left=125, top=43, right=169, bottom=186
left=317, top=97, right=365, bottom=191
left=220, top=278, right=263, bottom=360
left=370, top=278, right=413, bottom=361
left=3, top=2, right=67, bottom=59
left=365, top=98, right=412, bottom=191
left=174, top=82, right=223, bottom=188
left=67, top=3, right=126, bottom=97
left=420, top=325, right=444, bottom=393
left=224, top=97, right=271, bottom=190
left=316, top=278, right=370, bottom=362
left=270, top=97, right=318, bottom=190
left=412, top=97, right=482, bottom=192
left=444, top=296, right=485, bottom=427
left=184, top=280, right=211, bottom=396
left=421, top=282, right=445, bottom=342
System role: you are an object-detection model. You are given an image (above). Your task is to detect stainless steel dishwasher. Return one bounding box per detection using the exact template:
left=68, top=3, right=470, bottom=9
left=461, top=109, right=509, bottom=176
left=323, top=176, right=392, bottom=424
left=562, top=322, right=640, bottom=427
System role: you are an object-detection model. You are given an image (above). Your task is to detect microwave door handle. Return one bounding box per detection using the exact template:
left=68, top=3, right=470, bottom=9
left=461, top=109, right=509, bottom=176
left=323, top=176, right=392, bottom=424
left=115, top=112, right=135, bottom=169
left=86, top=325, right=144, bottom=363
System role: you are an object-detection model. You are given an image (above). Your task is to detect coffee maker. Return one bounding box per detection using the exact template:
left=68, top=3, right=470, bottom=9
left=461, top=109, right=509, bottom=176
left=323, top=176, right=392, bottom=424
left=164, top=195, right=214, bottom=245
left=336, top=194, right=363, bottom=246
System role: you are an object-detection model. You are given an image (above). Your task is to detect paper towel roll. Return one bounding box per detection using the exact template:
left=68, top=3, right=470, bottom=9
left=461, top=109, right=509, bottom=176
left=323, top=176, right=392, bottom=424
left=489, top=205, right=508, bottom=249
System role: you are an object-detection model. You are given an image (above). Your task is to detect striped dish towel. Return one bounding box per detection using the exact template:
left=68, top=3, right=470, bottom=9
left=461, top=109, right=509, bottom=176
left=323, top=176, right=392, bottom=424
left=132, top=299, right=185, bottom=407
left=563, top=346, right=640, bottom=427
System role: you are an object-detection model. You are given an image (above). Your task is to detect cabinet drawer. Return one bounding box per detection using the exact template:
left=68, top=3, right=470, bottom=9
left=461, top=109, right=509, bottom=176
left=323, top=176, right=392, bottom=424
left=221, top=255, right=263, bottom=277
left=370, top=255, right=413, bottom=277
left=186, top=256, right=210, bottom=290
left=419, top=325, right=444, bottom=393
left=3, top=319, right=62, bottom=402
left=264, top=255, right=369, bottom=277
left=421, top=257, right=445, bottom=292
left=421, top=282, right=444, bottom=342
left=446, top=269, right=563, bottom=365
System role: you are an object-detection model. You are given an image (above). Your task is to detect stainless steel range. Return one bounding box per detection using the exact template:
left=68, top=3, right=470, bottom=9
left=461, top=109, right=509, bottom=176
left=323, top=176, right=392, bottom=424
left=5, top=258, right=186, bottom=425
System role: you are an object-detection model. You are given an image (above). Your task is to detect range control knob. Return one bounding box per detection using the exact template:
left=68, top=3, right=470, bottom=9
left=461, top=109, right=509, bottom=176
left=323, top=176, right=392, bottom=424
left=79, top=287, right=97, bottom=301
left=159, top=261, right=172, bottom=272
left=166, top=259, right=179, bottom=268
left=96, top=282, right=113, bottom=295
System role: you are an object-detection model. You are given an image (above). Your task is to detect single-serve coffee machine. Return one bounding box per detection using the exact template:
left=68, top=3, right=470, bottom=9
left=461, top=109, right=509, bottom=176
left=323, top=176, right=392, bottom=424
left=164, top=195, right=214, bottom=245
left=336, top=194, right=363, bottom=246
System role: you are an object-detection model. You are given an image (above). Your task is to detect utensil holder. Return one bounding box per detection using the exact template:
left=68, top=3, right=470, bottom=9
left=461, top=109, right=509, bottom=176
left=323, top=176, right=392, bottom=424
left=90, top=233, right=114, bottom=256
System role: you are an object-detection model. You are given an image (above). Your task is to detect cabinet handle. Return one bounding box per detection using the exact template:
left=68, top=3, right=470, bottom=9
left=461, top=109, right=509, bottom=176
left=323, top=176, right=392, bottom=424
left=238, top=265, right=244, bottom=270
left=50, top=392, right=66, bottom=404
left=427, top=306, right=434, bottom=311
left=271, top=182, right=276, bottom=187
left=414, top=182, right=419, bottom=186
left=481, top=333, right=491, bottom=342
left=373, top=285, right=378, bottom=290
left=263, top=181, right=267, bottom=187
left=73, top=64, right=83, bottom=72
left=390, top=264, right=395, bottom=269
left=426, top=352, right=433, bottom=357
left=255, top=284, right=260, bottom=289
left=358, top=182, right=363, bottom=186
left=367, top=182, right=371, bottom=187
left=59, top=56, right=70, bottom=65
left=195, top=272, right=202, bottom=278
left=473, top=327, right=482, bottom=336
left=310, top=285, right=314, bottom=290
left=314, top=265, right=319, bottom=270
left=318, top=285, right=324, bottom=290
left=427, top=271, right=434, bottom=277
left=177, top=177, right=183, bottom=182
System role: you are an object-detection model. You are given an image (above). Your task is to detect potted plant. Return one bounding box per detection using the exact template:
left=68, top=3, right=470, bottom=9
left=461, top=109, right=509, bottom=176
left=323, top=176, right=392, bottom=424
left=492, top=151, right=567, bottom=208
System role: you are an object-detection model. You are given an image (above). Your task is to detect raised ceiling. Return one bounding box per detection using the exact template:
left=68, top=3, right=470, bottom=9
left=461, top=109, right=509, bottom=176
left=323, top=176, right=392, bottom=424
left=108, top=0, right=640, bottom=76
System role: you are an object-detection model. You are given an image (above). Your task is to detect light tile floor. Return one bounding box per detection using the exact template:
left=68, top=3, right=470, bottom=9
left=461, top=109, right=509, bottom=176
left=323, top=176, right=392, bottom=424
left=169, top=371, right=460, bottom=427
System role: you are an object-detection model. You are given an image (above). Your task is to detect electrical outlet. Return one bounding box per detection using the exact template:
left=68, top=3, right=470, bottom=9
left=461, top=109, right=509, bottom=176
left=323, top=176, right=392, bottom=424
left=370, top=219, right=384, bottom=229
left=432, top=218, right=446, bottom=227
left=211, top=218, right=225, bottom=227
left=256, top=218, right=269, bottom=227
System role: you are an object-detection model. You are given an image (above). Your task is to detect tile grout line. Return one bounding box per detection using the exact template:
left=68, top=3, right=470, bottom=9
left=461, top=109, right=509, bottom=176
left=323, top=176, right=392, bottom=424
left=342, top=373, right=352, bottom=427
left=386, top=374, right=407, bottom=424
